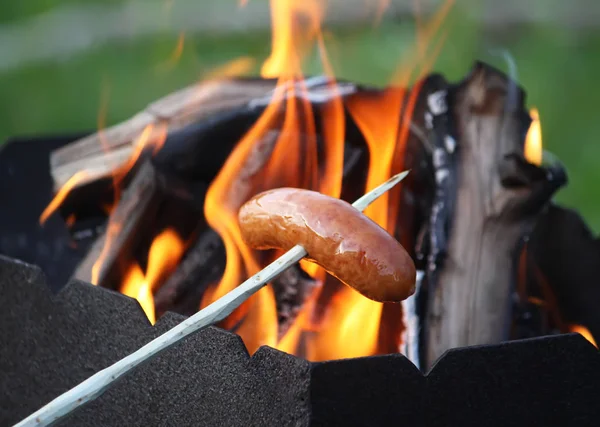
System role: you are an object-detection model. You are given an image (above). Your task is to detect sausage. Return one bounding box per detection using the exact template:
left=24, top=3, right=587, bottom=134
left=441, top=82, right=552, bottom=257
left=238, top=188, right=416, bottom=302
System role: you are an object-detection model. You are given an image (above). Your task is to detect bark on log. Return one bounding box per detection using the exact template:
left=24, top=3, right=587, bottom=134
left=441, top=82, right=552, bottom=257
left=424, top=62, right=566, bottom=368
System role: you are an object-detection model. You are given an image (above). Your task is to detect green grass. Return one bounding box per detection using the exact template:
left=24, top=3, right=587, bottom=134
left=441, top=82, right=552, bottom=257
left=0, top=10, right=599, bottom=231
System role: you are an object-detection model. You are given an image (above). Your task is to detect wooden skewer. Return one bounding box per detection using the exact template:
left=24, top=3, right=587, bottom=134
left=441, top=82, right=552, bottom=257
left=14, top=170, right=409, bottom=427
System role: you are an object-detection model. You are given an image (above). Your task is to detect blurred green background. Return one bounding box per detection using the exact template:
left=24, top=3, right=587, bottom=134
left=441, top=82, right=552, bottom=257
left=1, top=0, right=599, bottom=231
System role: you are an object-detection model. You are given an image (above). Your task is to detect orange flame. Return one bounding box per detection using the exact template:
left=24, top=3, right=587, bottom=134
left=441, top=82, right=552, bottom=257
left=39, top=171, right=90, bottom=225
left=158, top=32, right=186, bottom=71
left=525, top=108, right=543, bottom=166
left=570, top=325, right=598, bottom=348
left=120, top=229, right=185, bottom=324
left=303, top=0, right=450, bottom=361
left=197, top=0, right=453, bottom=361
left=201, top=0, right=344, bottom=354
left=121, top=264, right=155, bottom=323
left=261, top=0, right=323, bottom=78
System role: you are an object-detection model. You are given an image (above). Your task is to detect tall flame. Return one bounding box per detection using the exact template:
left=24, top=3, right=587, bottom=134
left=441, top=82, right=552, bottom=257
left=525, top=108, right=543, bottom=166
left=304, top=0, right=451, bottom=361
left=199, top=0, right=452, bottom=360
left=202, top=0, right=347, bottom=354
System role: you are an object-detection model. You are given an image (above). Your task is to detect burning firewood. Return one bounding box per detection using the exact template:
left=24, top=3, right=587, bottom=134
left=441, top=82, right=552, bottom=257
left=15, top=171, right=410, bottom=427
left=44, top=58, right=593, bottom=371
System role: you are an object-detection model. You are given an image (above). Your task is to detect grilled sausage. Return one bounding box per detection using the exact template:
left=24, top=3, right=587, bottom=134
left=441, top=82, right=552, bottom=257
left=238, top=188, right=416, bottom=302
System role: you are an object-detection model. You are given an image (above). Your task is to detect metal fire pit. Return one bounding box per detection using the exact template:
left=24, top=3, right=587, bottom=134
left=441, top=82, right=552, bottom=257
left=1, top=136, right=600, bottom=427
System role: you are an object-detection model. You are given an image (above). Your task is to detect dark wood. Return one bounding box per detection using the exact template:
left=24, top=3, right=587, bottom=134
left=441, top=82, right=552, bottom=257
left=524, top=204, right=600, bottom=344
left=154, top=228, right=225, bottom=318
left=424, top=62, right=566, bottom=368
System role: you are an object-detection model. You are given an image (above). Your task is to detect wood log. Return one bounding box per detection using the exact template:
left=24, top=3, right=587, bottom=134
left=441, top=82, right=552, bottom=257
left=50, top=77, right=361, bottom=191
left=51, top=78, right=279, bottom=191
left=423, top=62, right=566, bottom=368
left=271, top=264, right=321, bottom=340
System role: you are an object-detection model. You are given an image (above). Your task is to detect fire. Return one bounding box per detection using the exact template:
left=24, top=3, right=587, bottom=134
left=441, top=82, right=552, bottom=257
left=201, top=0, right=331, bottom=351
left=260, top=0, right=323, bottom=79
left=198, top=0, right=451, bottom=360
left=171, top=32, right=186, bottom=64
left=570, top=325, right=598, bottom=348
left=120, top=229, right=185, bottom=324
left=39, top=171, right=90, bottom=225
left=525, top=108, right=543, bottom=166
left=303, top=0, right=451, bottom=361
left=48, top=0, right=457, bottom=360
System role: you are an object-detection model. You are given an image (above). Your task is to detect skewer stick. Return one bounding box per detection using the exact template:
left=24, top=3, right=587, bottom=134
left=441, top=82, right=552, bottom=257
left=15, top=170, right=409, bottom=427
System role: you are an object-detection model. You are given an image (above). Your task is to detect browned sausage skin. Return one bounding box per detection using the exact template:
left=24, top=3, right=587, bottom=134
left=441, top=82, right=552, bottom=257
left=238, top=188, right=416, bottom=302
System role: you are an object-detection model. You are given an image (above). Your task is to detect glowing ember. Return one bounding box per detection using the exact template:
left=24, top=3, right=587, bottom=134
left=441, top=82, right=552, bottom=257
left=525, top=108, right=543, bottom=166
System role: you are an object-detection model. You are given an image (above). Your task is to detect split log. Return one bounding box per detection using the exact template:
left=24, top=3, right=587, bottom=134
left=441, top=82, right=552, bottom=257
left=271, top=265, right=321, bottom=339
left=423, top=62, right=566, bottom=368
left=51, top=78, right=279, bottom=191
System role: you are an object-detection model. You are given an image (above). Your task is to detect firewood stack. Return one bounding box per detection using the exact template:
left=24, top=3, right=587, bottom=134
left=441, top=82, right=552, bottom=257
left=45, top=61, right=600, bottom=370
